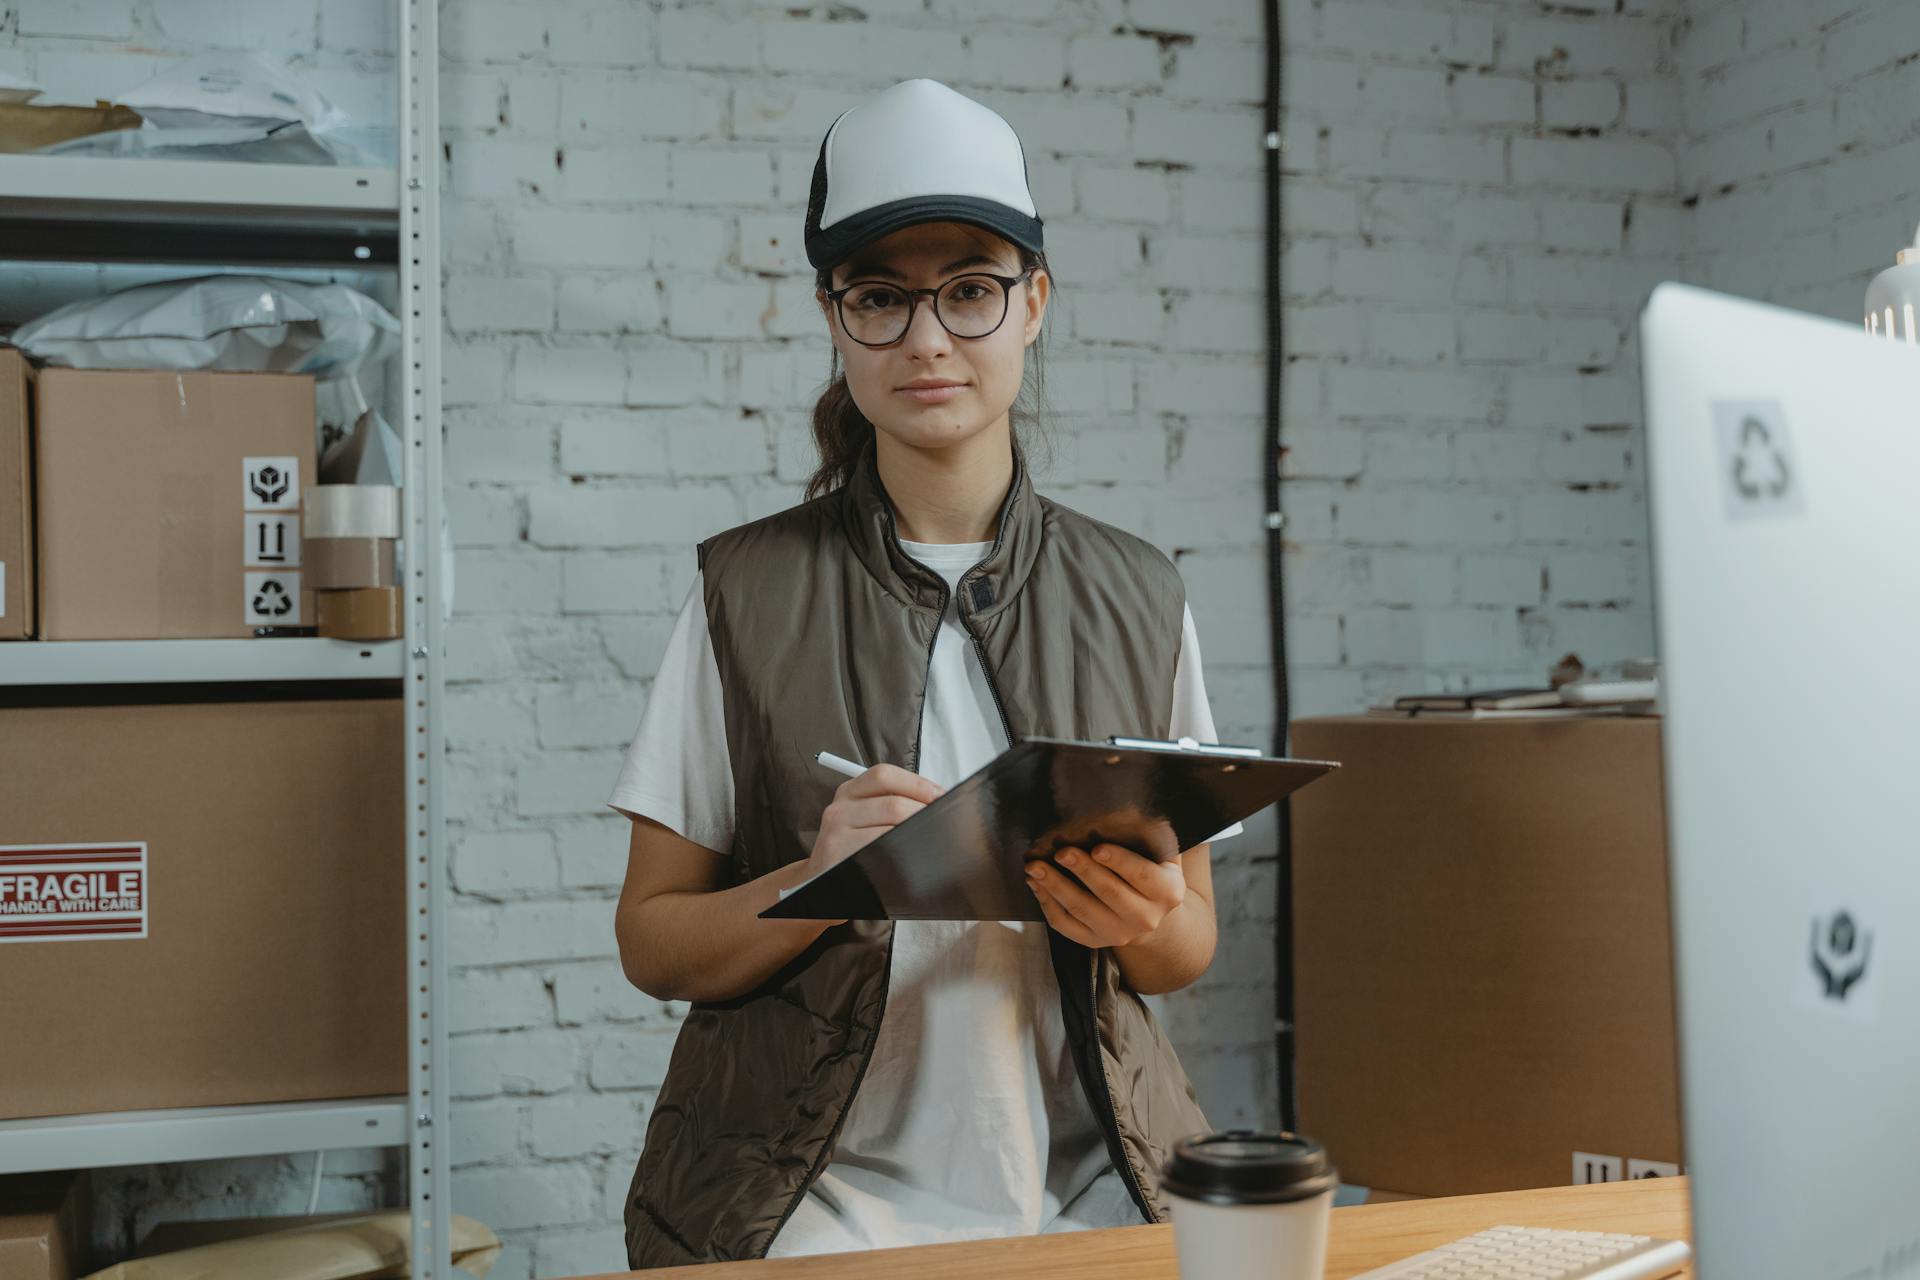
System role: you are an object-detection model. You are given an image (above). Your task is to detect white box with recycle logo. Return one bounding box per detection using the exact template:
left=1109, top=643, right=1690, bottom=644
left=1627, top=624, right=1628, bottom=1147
left=35, top=368, right=316, bottom=639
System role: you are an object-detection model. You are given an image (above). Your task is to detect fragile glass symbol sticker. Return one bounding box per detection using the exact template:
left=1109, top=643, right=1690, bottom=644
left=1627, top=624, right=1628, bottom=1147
left=244, top=571, right=302, bottom=626
left=1713, top=400, right=1803, bottom=520
left=244, top=514, right=301, bottom=568
left=243, top=456, right=300, bottom=512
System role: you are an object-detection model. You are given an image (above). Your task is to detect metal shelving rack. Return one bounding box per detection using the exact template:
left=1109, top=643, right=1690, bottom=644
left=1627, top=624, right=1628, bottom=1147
left=0, top=3, right=449, bottom=1276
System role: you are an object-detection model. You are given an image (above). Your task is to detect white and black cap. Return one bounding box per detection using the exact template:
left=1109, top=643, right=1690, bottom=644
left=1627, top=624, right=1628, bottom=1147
left=804, top=78, right=1043, bottom=273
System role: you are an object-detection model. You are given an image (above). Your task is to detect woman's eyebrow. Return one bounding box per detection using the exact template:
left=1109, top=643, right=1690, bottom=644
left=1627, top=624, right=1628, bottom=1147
left=841, top=253, right=1004, bottom=281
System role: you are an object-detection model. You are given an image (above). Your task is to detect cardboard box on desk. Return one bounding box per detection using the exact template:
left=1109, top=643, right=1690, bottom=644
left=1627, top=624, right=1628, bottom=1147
left=0, top=691, right=406, bottom=1120
left=35, top=368, right=317, bottom=639
left=1289, top=714, right=1682, bottom=1199
left=0, top=1172, right=89, bottom=1280
left=0, top=349, right=34, bottom=640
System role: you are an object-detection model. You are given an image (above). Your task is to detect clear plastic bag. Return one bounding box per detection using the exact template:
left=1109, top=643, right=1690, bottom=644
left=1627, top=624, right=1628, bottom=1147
left=11, top=274, right=400, bottom=380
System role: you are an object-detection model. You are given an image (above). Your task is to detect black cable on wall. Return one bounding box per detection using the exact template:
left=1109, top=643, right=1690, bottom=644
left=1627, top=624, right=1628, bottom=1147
left=1260, top=0, right=1297, bottom=1133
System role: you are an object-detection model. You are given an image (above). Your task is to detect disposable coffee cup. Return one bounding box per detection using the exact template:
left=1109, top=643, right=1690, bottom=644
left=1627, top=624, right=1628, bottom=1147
left=1160, top=1130, right=1339, bottom=1280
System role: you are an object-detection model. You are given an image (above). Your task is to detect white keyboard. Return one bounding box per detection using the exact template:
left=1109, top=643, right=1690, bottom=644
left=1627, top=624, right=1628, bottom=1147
left=1351, top=1224, right=1692, bottom=1279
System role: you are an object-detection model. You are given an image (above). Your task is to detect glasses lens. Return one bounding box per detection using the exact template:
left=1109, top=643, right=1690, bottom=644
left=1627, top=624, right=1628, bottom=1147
left=937, top=275, right=1010, bottom=338
left=842, top=283, right=910, bottom=344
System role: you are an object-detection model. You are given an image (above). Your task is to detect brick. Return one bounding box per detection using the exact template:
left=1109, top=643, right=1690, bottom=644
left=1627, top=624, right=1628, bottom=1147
left=557, top=275, right=663, bottom=335
left=448, top=274, right=557, bottom=333
left=453, top=836, right=560, bottom=898
left=449, top=964, right=553, bottom=1033
left=1067, top=35, right=1162, bottom=91
left=658, top=9, right=760, bottom=70
left=546, top=6, right=653, bottom=67
left=454, top=1162, right=598, bottom=1230
left=527, top=1092, right=650, bottom=1158
left=451, top=1029, right=580, bottom=1097
left=966, top=31, right=1067, bottom=90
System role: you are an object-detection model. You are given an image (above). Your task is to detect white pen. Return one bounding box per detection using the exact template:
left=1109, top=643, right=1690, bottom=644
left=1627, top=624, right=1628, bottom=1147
left=815, top=750, right=866, bottom=779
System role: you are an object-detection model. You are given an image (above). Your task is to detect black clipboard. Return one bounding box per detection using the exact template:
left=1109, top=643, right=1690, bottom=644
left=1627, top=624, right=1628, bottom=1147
left=760, top=735, right=1339, bottom=922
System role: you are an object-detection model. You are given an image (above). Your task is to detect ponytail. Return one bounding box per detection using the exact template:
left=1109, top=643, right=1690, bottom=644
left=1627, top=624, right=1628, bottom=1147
left=803, top=247, right=1054, bottom=501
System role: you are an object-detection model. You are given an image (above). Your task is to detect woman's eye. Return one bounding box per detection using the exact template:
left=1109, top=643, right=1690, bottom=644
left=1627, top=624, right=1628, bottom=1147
left=851, top=289, right=899, bottom=310
left=951, top=283, right=987, bottom=301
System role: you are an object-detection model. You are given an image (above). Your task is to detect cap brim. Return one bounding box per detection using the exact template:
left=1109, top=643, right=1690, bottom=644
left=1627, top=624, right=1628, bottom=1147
left=807, top=195, right=1043, bottom=271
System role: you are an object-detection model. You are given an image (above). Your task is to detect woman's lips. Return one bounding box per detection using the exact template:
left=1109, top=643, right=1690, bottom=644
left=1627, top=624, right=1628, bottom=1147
left=898, top=384, right=966, bottom=404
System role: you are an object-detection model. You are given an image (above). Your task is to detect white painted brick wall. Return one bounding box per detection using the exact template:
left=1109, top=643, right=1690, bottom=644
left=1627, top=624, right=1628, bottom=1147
left=1677, top=0, right=1920, bottom=323
left=11, top=0, right=1916, bottom=1272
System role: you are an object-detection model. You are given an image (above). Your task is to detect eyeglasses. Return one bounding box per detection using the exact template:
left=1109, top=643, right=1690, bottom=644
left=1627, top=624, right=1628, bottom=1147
left=824, top=267, right=1036, bottom=347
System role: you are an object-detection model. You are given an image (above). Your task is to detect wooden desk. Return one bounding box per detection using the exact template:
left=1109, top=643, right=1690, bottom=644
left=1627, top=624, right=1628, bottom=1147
left=567, top=1178, right=1692, bottom=1279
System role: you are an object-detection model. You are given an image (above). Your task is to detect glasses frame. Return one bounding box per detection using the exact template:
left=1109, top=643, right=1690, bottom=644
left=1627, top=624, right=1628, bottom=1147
left=824, top=266, right=1037, bottom=348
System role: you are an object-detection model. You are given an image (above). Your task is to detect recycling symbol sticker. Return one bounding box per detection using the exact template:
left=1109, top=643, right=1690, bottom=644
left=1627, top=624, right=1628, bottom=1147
left=243, top=571, right=303, bottom=626
left=1713, top=400, right=1804, bottom=521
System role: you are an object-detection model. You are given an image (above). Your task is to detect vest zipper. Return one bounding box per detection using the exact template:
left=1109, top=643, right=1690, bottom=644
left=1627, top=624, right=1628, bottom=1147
left=954, top=569, right=1158, bottom=1227
left=757, top=572, right=946, bottom=1260
left=1087, top=948, right=1158, bottom=1223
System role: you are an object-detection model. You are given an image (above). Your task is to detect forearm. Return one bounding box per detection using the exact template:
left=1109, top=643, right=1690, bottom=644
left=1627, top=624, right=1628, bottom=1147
left=1112, top=890, right=1216, bottom=995
left=619, top=860, right=834, bottom=1002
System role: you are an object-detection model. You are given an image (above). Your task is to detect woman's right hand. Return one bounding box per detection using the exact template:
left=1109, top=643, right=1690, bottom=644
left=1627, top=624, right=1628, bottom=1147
left=807, top=763, right=945, bottom=879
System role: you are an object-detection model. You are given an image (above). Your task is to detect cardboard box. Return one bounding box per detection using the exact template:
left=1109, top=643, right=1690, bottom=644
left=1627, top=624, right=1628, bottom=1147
left=0, top=691, right=406, bottom=1120
left=1289, top=715, right=1681, bottom=1198
left=0, top=349, right=33, bottom=640
left=35, top=368, right=316, bottom=640
left=0, top=1172, right=88, bottom=1280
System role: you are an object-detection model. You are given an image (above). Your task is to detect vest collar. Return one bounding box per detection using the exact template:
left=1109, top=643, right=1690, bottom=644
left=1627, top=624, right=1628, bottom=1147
left=842, top=432, right=1042, bottom=618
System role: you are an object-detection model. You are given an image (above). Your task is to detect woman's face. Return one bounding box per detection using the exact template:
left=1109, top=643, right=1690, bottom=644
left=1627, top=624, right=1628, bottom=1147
left=817, top=221, right=1050, bottom=455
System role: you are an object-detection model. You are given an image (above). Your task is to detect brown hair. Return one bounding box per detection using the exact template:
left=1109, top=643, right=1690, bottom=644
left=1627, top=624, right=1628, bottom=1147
left=804, top=245, right=1055, bottom=500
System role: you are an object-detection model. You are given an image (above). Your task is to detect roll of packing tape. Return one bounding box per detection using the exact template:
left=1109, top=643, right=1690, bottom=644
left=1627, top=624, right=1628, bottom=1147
left=305, top=537, right=397, bottom=591
left=317, top=586, right=402, bottom=641
left=305, top=484, right=400, bottom=539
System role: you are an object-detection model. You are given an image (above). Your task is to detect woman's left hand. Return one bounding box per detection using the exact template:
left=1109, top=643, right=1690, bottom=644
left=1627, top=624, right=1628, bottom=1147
left=1026, top=843, right=1185, bottom=949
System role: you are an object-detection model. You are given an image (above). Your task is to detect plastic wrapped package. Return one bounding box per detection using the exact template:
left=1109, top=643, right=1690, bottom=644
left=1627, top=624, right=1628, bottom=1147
left=35, top=52, right=386, bottom=167
left=81, top=1210, right=500, bottom=1279
left=11, top=275, right=400, bottom=381
left=0, top=72, right=45, bottom=104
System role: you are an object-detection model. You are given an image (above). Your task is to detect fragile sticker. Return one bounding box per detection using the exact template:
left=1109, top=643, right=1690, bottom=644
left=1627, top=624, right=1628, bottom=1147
left=1799, top=899, right=1880, bottom=1025
left=245, top=514, right=301, bottom=568
left=244, top=570, right=302, bottom=625
left=243, top=456, right=301, bottom=511
left=0, top=843, right=148, bottom=944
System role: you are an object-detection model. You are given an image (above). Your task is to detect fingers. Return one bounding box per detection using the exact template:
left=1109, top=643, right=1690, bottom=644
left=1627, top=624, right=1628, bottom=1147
left=1088, top=842, right=1184, bottom=900
left=1057, top=847, right=1175, bottom=933
left=831, top=792, right=929, bottom=831
left=1027, top=858, right=1133, bottom=941
left=1028, top=876, right=1102, bottom=947
left=839, top=763, right=944, bottom=805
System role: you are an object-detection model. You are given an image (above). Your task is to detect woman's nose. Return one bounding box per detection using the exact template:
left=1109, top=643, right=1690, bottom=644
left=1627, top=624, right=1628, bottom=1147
left=899, top=294, right=954, bottom=355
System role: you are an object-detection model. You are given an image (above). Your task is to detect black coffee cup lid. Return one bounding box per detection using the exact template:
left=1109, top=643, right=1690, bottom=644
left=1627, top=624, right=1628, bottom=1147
left=1160, top=1131, right=1339, bottom=1206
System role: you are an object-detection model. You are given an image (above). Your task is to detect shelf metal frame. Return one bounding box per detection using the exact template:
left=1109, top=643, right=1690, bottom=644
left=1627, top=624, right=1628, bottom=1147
left=1, top=639, right=405, bottom=685
left=0, top=1099, right=409, bottom=1176
left=0, top=4, right=449, bottom=1274
left=398, top=0, right=452, bottom=1273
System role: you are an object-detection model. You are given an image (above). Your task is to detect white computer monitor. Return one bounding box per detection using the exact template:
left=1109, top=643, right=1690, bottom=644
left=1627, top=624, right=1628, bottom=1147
left=1642, top=282, right=1920, bottom=1280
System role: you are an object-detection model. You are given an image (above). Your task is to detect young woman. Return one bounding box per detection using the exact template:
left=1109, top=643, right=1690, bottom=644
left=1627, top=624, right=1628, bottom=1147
left=607, top=78, right=1243, bottom=1268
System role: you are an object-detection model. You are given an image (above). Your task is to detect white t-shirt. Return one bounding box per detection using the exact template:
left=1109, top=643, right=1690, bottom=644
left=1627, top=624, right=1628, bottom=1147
left=608, top=537, right=1242, bottom=1257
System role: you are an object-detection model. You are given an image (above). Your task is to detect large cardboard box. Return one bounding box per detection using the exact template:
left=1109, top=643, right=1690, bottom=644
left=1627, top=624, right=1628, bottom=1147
left=1290, top=715, right=1681, bottom=1198
left=0, top=349, right=32, bottom=640
left=0, top=1172, right=88, bottom=1280
left=0, top=691, right=406, bottom=1119
left=35, top=368, right=316, bottom=640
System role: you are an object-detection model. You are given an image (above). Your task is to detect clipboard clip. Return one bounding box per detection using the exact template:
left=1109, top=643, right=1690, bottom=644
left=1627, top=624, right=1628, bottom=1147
left=1105, top=735, right=1264, bottom=759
